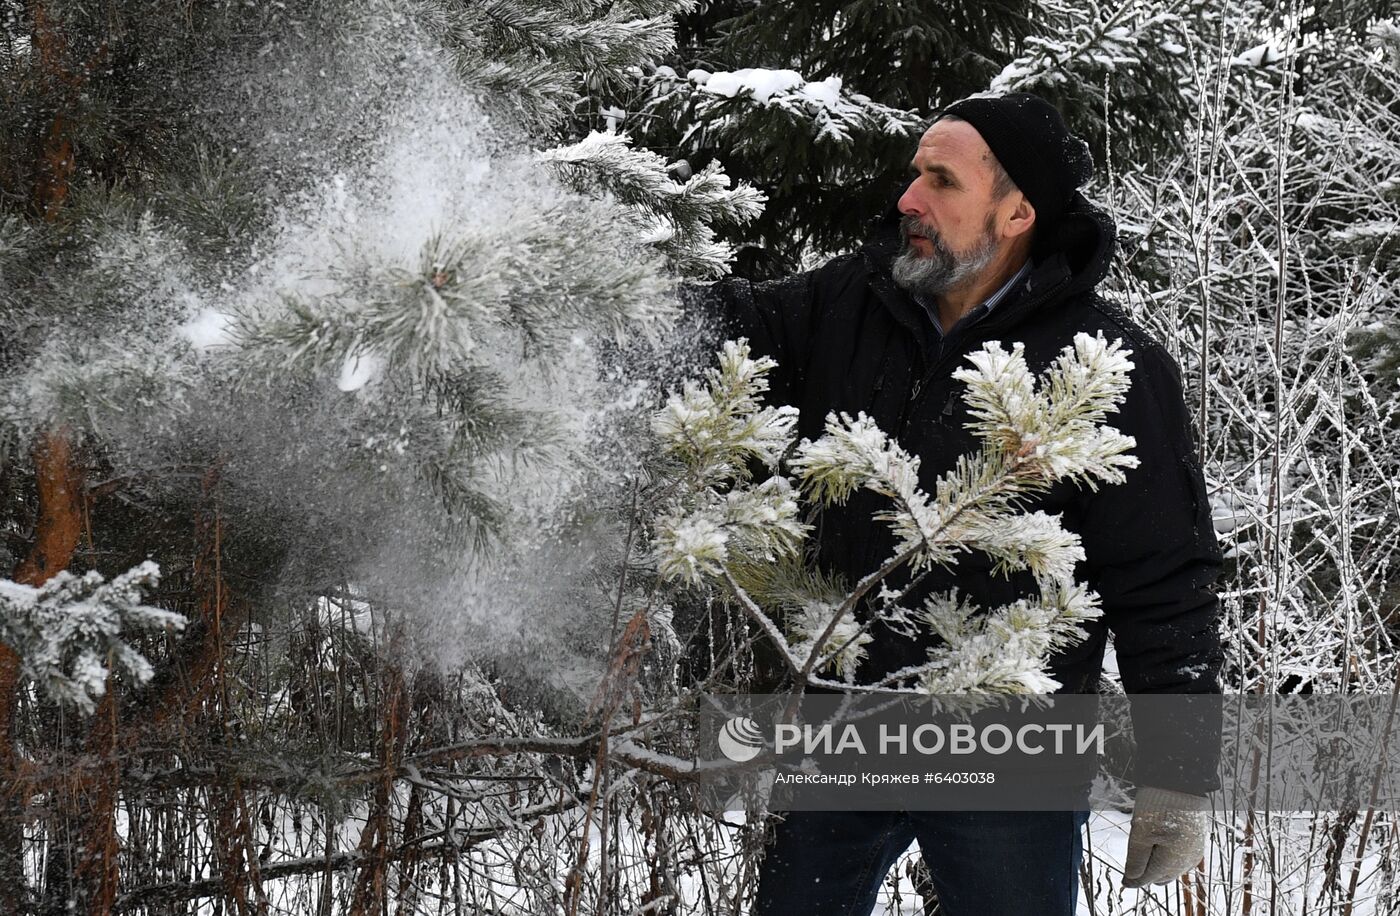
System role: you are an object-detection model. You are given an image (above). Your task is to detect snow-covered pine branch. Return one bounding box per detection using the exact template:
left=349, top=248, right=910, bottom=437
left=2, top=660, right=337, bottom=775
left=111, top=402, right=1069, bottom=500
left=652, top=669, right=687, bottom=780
left=651, top=338, right=800, bottom=484
left=651, top=340, right=805, bottom=583
left=650, top=333, right=1140, bottom=695
left=667, top=66, right=922, bottom=152
left=912, top=580, right=1103, bottom=694
left=432, top=0, right=680, bottom=129
left=786, top=594, right=874, bottom=680
left=953, top=334, right=1140, bottom=491
left=541, top=131, right=765, bottom=277
left=792, top=334, right=1138, bottom=581
left=244, top=212, right=675, bottom=379
left=0, top=562, right=186, bottom=714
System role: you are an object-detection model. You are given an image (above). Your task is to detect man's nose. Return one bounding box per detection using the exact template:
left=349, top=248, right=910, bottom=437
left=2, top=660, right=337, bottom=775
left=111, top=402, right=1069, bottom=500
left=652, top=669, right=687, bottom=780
left=897, top=182, right=922, bottom=218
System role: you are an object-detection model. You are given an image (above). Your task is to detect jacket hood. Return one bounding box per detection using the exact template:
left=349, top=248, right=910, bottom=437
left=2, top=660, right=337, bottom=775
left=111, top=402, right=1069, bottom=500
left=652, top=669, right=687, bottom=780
left=860, top=190, right=1117, bottom=308
left=1029, top=190, right=1116, bottom=299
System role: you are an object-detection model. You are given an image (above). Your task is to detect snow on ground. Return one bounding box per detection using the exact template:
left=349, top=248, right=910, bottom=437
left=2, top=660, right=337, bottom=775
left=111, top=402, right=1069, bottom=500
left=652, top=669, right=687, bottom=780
left=117, top=792, right=1392, bottom=914
left=868, top=808, right=1389, bottom=916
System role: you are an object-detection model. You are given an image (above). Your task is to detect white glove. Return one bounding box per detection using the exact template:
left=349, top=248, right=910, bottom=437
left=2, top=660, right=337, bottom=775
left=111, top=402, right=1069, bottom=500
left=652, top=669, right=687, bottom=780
left=1122, top=785, right=1208, bottom=889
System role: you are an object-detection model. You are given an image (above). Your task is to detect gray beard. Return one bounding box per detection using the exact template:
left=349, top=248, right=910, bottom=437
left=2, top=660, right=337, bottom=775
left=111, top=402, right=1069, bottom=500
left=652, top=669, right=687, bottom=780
left=891, top=218, right=1000, bottom=300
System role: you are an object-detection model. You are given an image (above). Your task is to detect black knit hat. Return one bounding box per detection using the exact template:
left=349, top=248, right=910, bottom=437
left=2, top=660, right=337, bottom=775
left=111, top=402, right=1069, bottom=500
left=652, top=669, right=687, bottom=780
left=938, top=92, right=1094, bottom=231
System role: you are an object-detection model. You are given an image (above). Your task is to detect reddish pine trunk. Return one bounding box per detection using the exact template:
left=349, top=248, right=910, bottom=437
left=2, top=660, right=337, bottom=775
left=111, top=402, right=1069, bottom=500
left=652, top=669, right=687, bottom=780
left=3, top=429, right=86, bottom=912
left=349, top=664, right=408, bottom=916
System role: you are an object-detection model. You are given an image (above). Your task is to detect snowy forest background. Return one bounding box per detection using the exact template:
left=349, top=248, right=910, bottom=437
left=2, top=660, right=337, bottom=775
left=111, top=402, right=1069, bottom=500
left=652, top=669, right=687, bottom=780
left=1, top=0, right=1398, bottom=913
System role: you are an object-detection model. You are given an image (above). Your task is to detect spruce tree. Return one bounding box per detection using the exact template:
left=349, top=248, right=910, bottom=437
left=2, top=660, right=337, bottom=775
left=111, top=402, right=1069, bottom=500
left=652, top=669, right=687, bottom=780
left=599, top=0, right=1224, bottom=275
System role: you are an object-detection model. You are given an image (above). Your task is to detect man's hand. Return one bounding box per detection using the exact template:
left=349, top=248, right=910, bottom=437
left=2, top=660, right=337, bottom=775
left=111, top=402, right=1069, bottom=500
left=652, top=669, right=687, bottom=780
left=1122, top=786, right=1209, bottom=889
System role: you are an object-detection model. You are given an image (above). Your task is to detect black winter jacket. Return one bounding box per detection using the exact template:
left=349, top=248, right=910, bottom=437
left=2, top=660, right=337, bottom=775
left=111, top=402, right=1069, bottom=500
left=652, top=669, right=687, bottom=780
left=698, top=192, right=1225, bottom=793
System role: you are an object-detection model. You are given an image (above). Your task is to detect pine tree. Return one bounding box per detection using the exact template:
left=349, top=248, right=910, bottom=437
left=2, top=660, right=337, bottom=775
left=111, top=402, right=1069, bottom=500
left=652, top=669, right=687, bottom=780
left=0, top=0, right=758, bottom=908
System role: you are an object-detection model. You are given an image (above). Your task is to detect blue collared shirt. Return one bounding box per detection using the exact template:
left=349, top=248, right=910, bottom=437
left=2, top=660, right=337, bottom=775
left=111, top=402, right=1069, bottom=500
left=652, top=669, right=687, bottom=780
left=913, top=259, right=1032, bottom=353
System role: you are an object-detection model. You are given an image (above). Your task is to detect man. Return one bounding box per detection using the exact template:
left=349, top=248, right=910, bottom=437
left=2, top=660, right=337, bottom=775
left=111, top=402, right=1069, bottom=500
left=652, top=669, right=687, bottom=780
left=696, top=93, right=1224, bottom=914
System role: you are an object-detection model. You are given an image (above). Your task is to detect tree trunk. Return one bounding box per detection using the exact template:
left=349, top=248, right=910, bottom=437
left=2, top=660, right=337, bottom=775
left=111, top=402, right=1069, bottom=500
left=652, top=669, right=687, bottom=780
left=349, top=662, right=407, bottom=916
left=3, top=429, right=86, bottom=914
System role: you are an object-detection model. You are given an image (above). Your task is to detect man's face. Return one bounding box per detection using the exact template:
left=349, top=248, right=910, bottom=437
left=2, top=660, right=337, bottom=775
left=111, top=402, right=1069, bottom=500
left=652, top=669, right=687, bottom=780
left=892, top=119, right=1014, bottom=298
left=891, top=212, right=999, bottom=299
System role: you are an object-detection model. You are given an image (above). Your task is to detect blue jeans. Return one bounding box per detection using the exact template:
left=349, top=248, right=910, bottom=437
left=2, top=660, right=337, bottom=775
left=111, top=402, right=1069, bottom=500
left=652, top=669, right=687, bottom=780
left=752, top=809, right=1091, bottom=915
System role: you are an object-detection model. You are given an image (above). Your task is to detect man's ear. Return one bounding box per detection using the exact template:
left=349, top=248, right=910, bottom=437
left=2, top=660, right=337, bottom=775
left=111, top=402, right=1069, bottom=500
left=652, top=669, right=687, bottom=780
left=1003, top=194, right=1036, bottom=241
